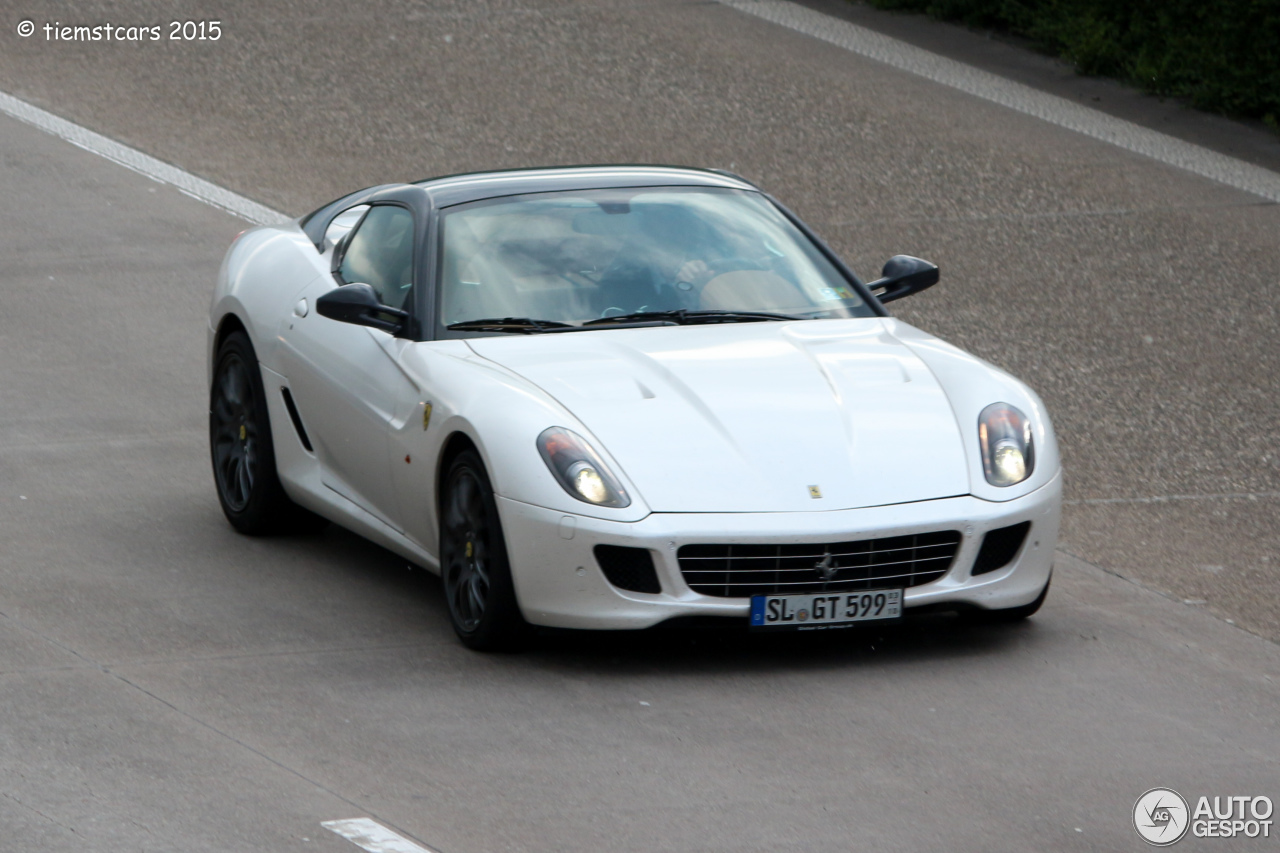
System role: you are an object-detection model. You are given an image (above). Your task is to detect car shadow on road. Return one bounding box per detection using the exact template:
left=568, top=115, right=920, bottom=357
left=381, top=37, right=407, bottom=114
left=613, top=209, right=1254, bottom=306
left=521, top=613, right=1042, bottom=676
left=266, top=524, right=1044, bottom=672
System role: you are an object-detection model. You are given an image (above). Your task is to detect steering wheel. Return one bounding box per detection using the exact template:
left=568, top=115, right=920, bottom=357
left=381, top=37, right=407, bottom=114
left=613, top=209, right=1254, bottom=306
left=672, top=255, right=771, bottom=298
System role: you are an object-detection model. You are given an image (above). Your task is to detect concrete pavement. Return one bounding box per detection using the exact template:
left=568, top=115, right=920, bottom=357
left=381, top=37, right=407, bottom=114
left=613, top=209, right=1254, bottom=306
left=1, top=1, right=1279, bottom=850
left=3, top=0, right=1275, bottom=639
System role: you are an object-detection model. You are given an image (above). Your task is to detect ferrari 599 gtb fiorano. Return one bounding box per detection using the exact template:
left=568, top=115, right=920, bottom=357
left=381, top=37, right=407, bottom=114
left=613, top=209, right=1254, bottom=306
left=208, top=166, right=1060, bottom=649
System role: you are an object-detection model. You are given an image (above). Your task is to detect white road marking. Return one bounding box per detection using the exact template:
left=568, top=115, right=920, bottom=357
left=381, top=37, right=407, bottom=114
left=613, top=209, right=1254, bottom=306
left=322, top=818, right=440, bottom=853
left=719, top=1, right=1280, bottom=203
left=0, top=90, right=288, bottom=225
left=7, top=10, right=1278, bottom=219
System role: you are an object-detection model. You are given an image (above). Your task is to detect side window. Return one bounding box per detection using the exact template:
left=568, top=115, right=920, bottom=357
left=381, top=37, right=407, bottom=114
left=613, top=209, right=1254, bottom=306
left=323, top=203, right=370, bottom=249
left=338, top=206, right=415, bottom=310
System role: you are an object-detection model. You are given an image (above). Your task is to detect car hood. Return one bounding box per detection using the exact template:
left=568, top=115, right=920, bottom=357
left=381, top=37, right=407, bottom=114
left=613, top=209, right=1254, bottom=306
left=465, top=319, right=970, bottom=512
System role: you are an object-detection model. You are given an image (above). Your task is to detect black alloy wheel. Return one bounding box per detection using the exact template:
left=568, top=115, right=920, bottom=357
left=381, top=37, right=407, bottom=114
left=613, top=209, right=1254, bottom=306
left=210, top=330, right=319, bottom=534
left=211, top=347, right=258, bottom=513
left=441, top=450, right=526, bottom=650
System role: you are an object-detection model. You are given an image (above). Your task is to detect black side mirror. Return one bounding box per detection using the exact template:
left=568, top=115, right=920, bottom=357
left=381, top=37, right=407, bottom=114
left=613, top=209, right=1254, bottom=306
left=866, top=255, right=939, bottom=303
left=316, top=283, right=408, bottom=335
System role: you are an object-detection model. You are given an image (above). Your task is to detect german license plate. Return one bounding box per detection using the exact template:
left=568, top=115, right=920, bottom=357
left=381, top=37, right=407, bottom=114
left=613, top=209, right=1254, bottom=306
left=749, top=589, right=902, bottom=631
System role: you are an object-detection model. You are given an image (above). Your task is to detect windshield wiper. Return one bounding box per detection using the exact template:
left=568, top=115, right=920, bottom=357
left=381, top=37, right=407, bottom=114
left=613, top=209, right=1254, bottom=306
left=446, top=317, right=576, bottom=333
left=582, top=309, right=802, bottom=326
left=447, top=310, right=798, bottom=334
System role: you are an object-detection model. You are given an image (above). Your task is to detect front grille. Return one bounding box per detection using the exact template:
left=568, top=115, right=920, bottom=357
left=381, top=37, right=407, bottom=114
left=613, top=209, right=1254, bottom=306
left=678, top=531, right=962, bottom=598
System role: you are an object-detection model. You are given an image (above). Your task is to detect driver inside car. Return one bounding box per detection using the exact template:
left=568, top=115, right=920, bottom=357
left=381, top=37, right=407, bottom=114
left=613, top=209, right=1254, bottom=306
left=595, top=203, right=731, bottom=315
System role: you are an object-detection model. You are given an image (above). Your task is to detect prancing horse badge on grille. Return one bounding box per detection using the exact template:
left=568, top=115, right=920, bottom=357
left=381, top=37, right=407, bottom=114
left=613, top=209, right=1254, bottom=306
left=814, top=550, right=837, bottom=582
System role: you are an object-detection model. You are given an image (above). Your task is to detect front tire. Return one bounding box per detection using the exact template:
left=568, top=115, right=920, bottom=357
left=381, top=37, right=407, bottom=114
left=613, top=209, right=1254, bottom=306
left=209, top=330, right=318, bottom=534
left=440, top=450, right=527, bottom=651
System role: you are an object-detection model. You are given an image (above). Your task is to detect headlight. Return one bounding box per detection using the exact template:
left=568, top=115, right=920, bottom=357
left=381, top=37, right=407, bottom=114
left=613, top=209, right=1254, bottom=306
left=537, top=427, right=631, bottom=508
left=978, top=403, right=1035, bottom=487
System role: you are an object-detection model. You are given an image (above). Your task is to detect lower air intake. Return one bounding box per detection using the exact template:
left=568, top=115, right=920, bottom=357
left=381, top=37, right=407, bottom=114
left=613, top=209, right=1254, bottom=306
left=594, top=545, right=662, bottom=594
left=971, top=521, right=1031, bottom=576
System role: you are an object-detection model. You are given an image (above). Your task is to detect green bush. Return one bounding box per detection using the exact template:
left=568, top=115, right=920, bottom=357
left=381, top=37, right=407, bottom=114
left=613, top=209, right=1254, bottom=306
left=863, top=0, right=1280, bottom=126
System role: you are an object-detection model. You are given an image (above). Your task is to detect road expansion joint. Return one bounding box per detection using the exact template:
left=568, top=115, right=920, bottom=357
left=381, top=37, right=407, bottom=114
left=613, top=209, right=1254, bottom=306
left=0, top=601, right=415, bottom=844
left=100, top=639, right=447, bottom=670
left=0, top=431, right=204, bottom=455
left=818, top=199, right=1279, bottom=230
left=1065, top=491, right=1280, bottom=506
left=0, top=606, right=106, bottom=671
left=97, top=665, right=419, bottom=840
left=1054, top=546, right=1279, bottom=648
left=2, top=790, right=82, bottom=837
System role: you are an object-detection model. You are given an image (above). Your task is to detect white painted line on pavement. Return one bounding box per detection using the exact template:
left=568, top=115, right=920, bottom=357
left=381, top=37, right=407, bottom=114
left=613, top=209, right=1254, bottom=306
left=0, top=90, right=289, bottom=225
left=9, top=7, right=1278, bottom=219
left=719, top=0, right=1280, bottom=203
left=322, top=818, right=440, bottom=853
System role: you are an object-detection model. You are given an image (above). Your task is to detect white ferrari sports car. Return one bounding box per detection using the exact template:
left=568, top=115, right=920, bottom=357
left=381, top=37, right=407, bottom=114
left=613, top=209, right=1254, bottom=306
left=208, top=165, right=1060, bottom=649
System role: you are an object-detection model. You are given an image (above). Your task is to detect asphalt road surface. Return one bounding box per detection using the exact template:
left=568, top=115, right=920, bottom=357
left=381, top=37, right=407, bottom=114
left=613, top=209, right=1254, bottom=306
left=1, top=1, right=1278, bottom=851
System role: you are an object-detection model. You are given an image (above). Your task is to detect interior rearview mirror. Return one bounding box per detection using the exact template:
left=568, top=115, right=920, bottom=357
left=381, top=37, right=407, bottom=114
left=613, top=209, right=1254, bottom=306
left=316, top=283, right=408, bottom=335
left=866, top=255, right=940, bottom=303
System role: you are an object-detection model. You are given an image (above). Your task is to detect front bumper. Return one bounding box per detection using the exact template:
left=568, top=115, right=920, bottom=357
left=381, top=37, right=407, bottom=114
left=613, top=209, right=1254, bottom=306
left=498, top=471, right=1061, bottom=630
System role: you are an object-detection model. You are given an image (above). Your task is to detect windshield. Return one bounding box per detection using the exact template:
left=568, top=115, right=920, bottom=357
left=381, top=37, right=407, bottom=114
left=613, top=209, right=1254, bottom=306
left=436, top=187, right=873, bottom=333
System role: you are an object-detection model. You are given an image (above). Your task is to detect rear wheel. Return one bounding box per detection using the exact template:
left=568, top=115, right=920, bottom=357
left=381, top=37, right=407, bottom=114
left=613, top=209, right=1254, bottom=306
left=210, top=330, right=320, bottom=534
left=440, top=450, right=527, bottom=650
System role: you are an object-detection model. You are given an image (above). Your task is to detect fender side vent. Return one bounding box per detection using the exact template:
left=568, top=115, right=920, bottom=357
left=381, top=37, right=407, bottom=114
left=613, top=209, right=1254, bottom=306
left=594, top=545, right=662, bottom=594
left=280, top=387, right=313, bottom=452
left=972, top=522, right=1031, bottom=576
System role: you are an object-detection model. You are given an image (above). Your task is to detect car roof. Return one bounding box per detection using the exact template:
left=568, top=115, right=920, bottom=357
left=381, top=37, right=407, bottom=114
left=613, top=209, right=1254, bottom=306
left=414, top=165, right=759, bottom=208
left=298, top=166, right=760, bottom=252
